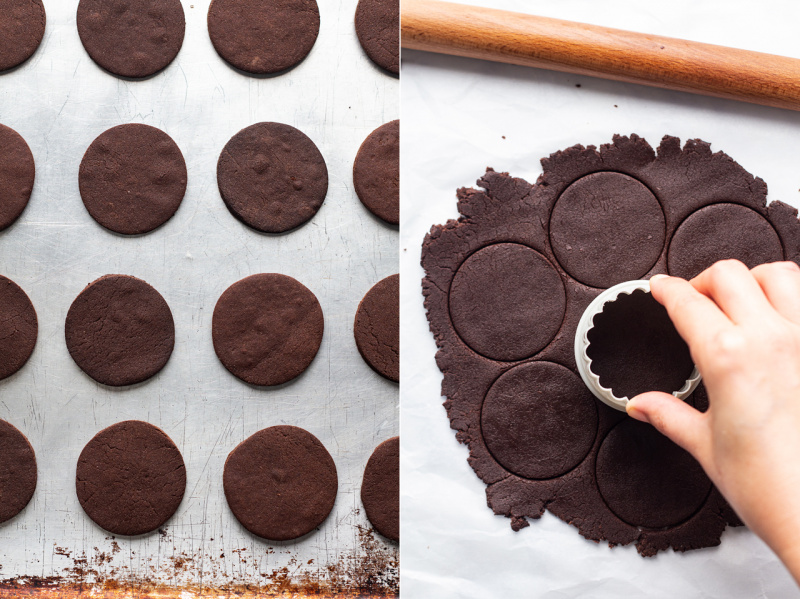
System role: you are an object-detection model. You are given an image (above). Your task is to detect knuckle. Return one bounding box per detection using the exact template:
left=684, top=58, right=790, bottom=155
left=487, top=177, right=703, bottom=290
left=704, top=329, right=747, bottom=372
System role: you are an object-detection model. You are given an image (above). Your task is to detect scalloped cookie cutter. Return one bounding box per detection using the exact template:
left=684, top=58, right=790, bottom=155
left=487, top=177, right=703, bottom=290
left=574, top=279, right=702, bottom=412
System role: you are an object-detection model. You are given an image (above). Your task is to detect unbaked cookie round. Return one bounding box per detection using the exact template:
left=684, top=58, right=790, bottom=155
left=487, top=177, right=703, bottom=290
left=355, top=0, right=399, bottom=75
left=481, top=362, right=598, bottom=479
left=354, top=274, right=399, bottom=382
left=0, top=124, right=36, bottom=231
left=0, top=419, right=37, bottom=524
left=449, top=243, right=565, bottom=362
left=0, top=275, right=38, bottom=381
left=208, top=0, right=320, bottom=75
left=217, top=122, right=328, bottom=233
left=596, top=418, right=711, bottom=529
left=212, top=274, right=324, bottom=386
left=668, top=203, right=784, bottom=280
left=65, top=275, right=175, bottom=386
left=77, top=0, right=185, bottom=78
left=223, top=425, right=338, bottom=541
left=0, top=0, right=46, bottom=72
left=549, top=172, right=665, bottom=288
left=361, top=436, right=399, bottom=542
left=76, top=420, right=186, bottom=536
left=353, top=120, right=399, bottom=225
left=79, top=124, right=187, bottom=235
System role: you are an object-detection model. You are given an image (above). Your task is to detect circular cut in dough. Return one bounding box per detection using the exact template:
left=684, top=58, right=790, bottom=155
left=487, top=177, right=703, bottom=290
left=361, top=436, right=399, bottom=541
left=223, top=425, right=338, bottom=541
left=0, top=124, right=36, bottom=231
left=207, top=0, right=320, bottom=75
left=549, top=172, right=666, bottom=288
left=0, top=0, right=46, bottom=72
left=353, top=120, right=399, bottom=225
left=586, top=288, right=695, bottom=399
left=77, top=0, right=185, bottom=78
left=354, top=274, right=399, bottom=382
left=0, top=275, right=38, bottom=381
left=481, top=361, right=598, bottom=479
left=65, top=275, right=175, bottom=386
left=76, top=420, right=186, bottom=536
left=217, top=122, right=328, bottom=233
left=354, top=0, right=399, bottom=75
left=79, top=124, right=187, bottom=235
left=0, top=419, right=37, bottom=524
left=449, top=243, right=565, bottom=362
left=668, top=203, right=784, bottom=280
left=212, top=274, right=324, bottom=386
left=596, top=418, right=711, bottom=529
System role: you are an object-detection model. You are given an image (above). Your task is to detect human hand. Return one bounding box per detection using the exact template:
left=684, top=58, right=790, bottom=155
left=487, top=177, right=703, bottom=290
left=627, top=260, right=800, bottom=581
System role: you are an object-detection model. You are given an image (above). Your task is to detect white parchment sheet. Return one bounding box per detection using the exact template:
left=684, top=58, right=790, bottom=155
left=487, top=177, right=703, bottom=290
left=400, top=1, right=800, bottom=597
left=0, top=0, right=398, bottom=592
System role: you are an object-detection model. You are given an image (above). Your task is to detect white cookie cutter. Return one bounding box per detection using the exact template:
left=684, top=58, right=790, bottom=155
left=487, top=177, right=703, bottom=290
left=574, top=279, right=702, bottom=412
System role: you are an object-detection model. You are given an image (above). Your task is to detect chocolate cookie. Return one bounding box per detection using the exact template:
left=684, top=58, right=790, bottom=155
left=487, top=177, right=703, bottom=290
left=77, top=0, right=185, bottom=78
left=0, top=275, right=38, bottom=381
left=353, top=120, right=399, bottom=225
left=587, top=289, right=694, bottom=398
left=0, top=419, right=37, bottom=524
left=354, top=0, right=399, bottom=75
left=207, top=0, right=320, bottom=75
left=0, top=124, right=35, bottom=231
left=361, top=436, right=399, bottom=542
left=217, top=123, right=328, bottom=233
left=354, top=274, right=399, bottom=382
left=65, top=275, right=175, bottom=386
left=79, top=124, right=187, bottom=235
left=223, top=425, right=338, bottom=541
left=213, top=274, right=324, bottom=386
left=668, top=203, right=784, bottom=280
left=422, top=135, right=793, bottom=555
left=0, top=0, right=46, bottom=72
left=76, top=420, right=186, bottom=536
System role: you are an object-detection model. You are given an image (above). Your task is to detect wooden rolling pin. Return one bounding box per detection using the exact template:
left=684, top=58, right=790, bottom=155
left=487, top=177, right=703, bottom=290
left=401, top=0, right=800, bottom=111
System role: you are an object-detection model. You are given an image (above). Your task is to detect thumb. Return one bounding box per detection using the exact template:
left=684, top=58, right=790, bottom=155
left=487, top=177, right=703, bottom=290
left=627, top=391, right=711, bottom=465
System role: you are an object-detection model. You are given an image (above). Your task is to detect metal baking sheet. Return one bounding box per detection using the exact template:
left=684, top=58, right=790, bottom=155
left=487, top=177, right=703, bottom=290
left=0, top=1, right=399, bottom=596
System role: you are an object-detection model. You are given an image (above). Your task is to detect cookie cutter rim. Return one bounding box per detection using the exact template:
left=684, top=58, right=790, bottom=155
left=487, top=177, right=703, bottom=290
left=574, top=279, right=702, bottom=412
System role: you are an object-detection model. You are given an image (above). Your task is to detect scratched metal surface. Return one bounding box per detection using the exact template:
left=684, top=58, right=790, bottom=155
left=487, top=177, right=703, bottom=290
left=0, top=0, right=399, bottom=593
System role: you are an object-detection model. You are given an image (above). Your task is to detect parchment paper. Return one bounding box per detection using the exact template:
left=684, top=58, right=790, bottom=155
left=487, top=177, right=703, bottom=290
left=0, top=0, right=398, bottom=593
left=400, top=1, right=800, bottom=596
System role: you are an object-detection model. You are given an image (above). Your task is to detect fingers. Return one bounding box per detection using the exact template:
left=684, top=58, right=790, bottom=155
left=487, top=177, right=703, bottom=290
left=751, top=262, right=800, bottom=325
left=690, top=260, right=775, bottom=324
left=650, top=274, right=731, bottom=352
left=627, top=392, right=711, bottom=466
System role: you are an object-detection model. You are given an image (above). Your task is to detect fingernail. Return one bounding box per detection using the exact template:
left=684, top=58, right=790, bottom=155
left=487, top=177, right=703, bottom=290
left=626, top=401, right=650, bottom=423
left=650, top=274, right=668, bottom=283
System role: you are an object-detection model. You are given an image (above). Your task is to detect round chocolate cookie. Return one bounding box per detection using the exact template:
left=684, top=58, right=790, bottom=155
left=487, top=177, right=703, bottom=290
left=353, top=120, right=399, bottom=225
left=65, top=275, right=175, bottom=387
left=0, top=419, right=37, bottom=524
left=0, top=0, right=46, bottom=72
left=549, top=172, right=666, bottom=288
left=0, top=275, right=38, bottom=381
left=76, top=420, right=186, bottom=536
left=449, top=243, right=565, bottom=362
left=223, top=425, right=338, bottom=541
left=0, top=124, right=36, bottom=231
left=354, top=274, right=399, bottom=382
left=213, top=274, right=324, bottom=386
left=355, top=0, right=399, bottom=75
left=77, top=0, right=185, bottom=78
left=481, top=362, right=598, bottom=479
left=217, top=123, right=328, bottom=233
left=596, top=418, right=711, bottom=529
left=587, top=289, right=695, bottom=399
left=79, top=124, right=187, bottom=235
left=207, top=0, right=320, bottom=75
left=361, top=436, right=399, bottom=542
left=668, top=203, right=784, bottom=280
